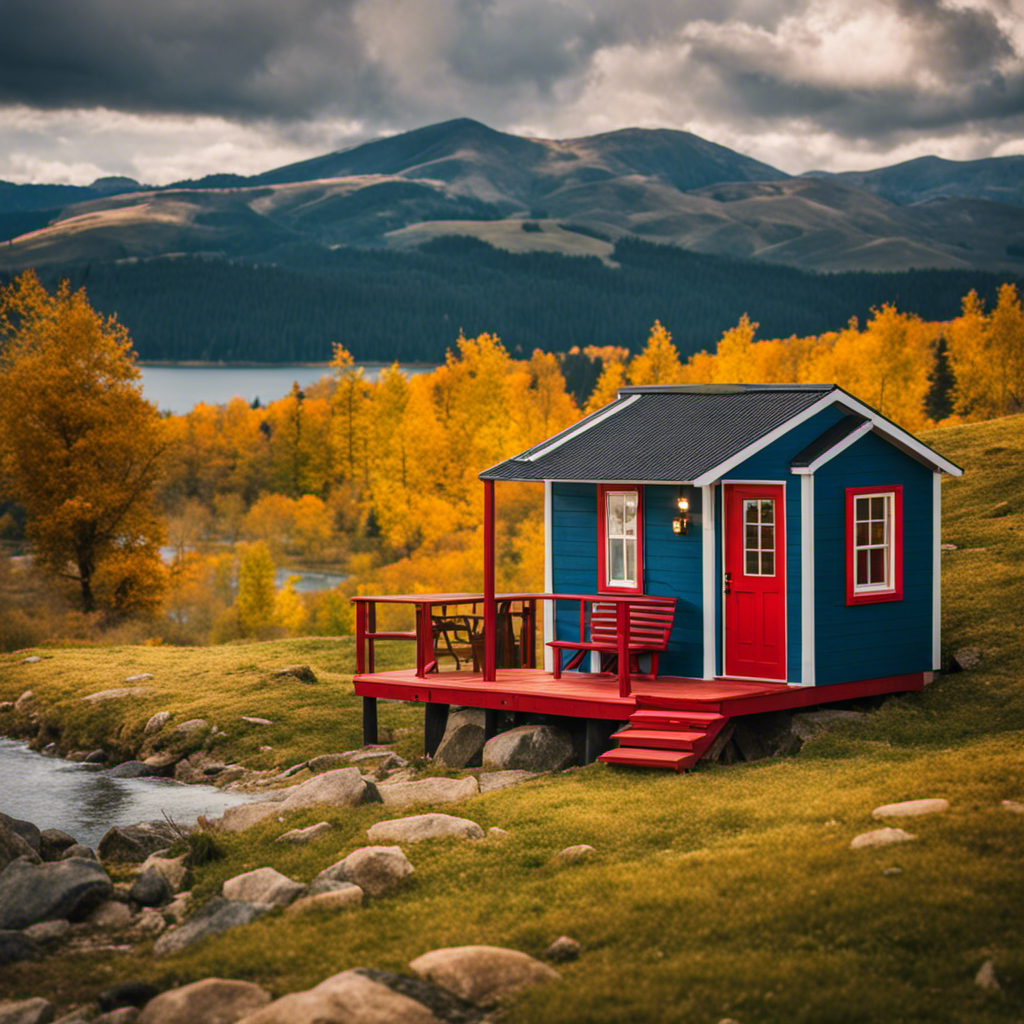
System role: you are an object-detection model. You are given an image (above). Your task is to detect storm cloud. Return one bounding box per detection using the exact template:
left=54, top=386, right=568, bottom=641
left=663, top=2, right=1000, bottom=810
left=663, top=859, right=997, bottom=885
left=0, top=0, right=1022, bottom=182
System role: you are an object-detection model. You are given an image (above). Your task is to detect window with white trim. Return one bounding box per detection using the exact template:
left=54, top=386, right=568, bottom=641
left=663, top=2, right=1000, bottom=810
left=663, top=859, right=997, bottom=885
left=846, top=486, right=903, bottom=605
left=599, top=486, right=642, bottom=592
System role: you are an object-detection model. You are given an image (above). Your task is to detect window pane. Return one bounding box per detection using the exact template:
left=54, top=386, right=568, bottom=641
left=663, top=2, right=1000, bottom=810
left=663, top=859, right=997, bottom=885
left=870, top=521, right=886, bottom=545
left=856, top=521, right=869, bottom=546
left=761, top=500, right=774, bottom=524
left=745, top=524, right=759, bottom=548
left=610, top=541, right=624, bottom=582
left=625, top=541, right=636, bottom=582
left=607, top=495, right=623, bottom=536
left=871, top=496, right=885, bottom=519
left=856, top=548, right=869, bottom=585
left=745, top=500, right=759, bottom=524
left=762, top=525, right=774, bottom=551
left=869, top=547, right=887, bottom=585
left=855, top=496, right=870, bottom=522
left=761, top=551, right=775, bottom=575
left=745, top=551, right=759, bottom=575
left=623, top=495, right=637, bottom=536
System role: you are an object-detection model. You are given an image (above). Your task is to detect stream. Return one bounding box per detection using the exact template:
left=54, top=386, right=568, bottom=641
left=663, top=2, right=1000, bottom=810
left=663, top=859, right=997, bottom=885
left=0, top=738, right=259, bottom=848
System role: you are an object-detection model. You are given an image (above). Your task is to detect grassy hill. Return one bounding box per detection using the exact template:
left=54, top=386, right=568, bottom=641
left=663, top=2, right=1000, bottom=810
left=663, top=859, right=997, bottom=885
left=1, top=415, right=1023, bottom=1022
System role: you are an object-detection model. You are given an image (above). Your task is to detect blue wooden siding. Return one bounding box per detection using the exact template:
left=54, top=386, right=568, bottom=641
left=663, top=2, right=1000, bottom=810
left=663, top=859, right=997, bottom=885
left=549, top=482, right=704, bottom=677
left=722, top=405, right=847, bottom=682
left=813, top=432, right=933, bottom=685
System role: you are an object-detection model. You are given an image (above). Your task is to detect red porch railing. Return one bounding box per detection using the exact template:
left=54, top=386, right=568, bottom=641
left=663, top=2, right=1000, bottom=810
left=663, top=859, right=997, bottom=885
left=351, top=592, right=672, bottom=698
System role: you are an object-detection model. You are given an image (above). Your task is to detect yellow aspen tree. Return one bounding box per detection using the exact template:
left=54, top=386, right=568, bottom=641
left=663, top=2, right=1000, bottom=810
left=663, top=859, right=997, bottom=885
left=584, top=358, right=627, bottom=412
left=234, top=541, right=277, bottom=638
left=711, top=314, right=759, bottom=382
left=627, top=321, right=685, bottom=385
left=330, top=343, right=371, bottom=488
left=273, top=576, right=309, bottom=635
left=0, top=270, right=167, bottom=615
left=987, top=283, right=1024, bottom=415
left=946, top=290, right=991, bottom=419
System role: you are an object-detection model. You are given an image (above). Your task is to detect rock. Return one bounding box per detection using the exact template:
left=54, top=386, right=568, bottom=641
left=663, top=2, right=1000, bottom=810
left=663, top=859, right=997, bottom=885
left=872, top=799, right=949, bottom=819
left=129, top=867, right=173, bottom=907
left=144, top=712, right=173, bottom=735
left=97, top=822, right=180, bottom=862
left=14, top=690, right=36, bottom=712
left=22, top=656, right=41, bottom=664
left=153, top=898, right=271, bottom=956
left=975, top=959, right=1000, bottom=991
left=52, top=1011, right=92, bottom=1024
left=377, top=776, right=479, bottom=808
left=0, top=815, right=40, bottom=854
left=486, top=827, right=510, bottom=840
left=82, top=687, right=153, bottom=703
left=85, top=749, right=109, bottom=764
left=434, top=710, right=486, bottom=769
left=109, top=761, right=161, bottom=779
left=882, top=866, right=903, bottom=876
left=124, top=673, right=154, bottom=683
left=61, top=845, right=96, bottom=861
left=0, top=929, right=42, bottom=965
left=277, top=762, right=310, bottom=779
left=482, top=725, right=575, bottom=772
left=307, top=754, right=350, bottom=773
left=0, top=818, right=41, bottom=870
left=132, top=908, right=167, bottom=937
left=286, top=886, right=364, bottom=915
left=217, top=802, right=281, bottom=832
left=315, top=846, right=414, bottom=898
left=0, top=857, right=113, bottom=929
left=277, top=768, right=381, bottom=813
left=544, top=936, right=581, bottom=963
left=348, top=748, right=407, bottom=767
left=171, top=718, right=208, bottom=736
left=950, top=647, right=982, bottom=671
left=0, top=998, right=54, bottom=1024
left=1002, top=799, right=1024, bottom=814
left=233, top=970, right=442, bottom=1024
left=39, top=829, right=78, bottom=862
left=163, top=893, right=191, bottom=924
left=790, top=710, right=867, bottom=742
left=0, top=703, right=12, bottom=713
left=409, top=945, right=560, bottom=1006
left=240, top=716, right=272, bottom=726
left=849, top=828, right=917, bottom=850
left=141, top=753, right=181, bottom=772
left=137, top=852, right=188, bottom=894
left=92, top=1010, right=140, bottom=1024
left=367, top=814, right=485, bottom=844
left=222, top=867, right=306, bottom=907
left=276, top=822, right=332, bottom=844
left=97, top=982, right=161, bottom=1013
left=137, top=979, right=271, bottom=1024
left=940, top=543, right=958, bottom=551
left=552, top=844, right=594, bottom=865
left=351, top=968, right=482, bottom=1024
left=271, top=665, right=317, bottom=684
left=478, top=771, right=539, bottom=793
left=86, top=900, right=134, bottom=930
left=23, top=919, right=71, bottom=943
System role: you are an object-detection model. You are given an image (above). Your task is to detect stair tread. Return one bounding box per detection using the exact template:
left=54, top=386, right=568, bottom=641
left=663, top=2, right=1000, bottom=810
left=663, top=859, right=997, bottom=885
left=612, top=727, right=706, bottom=749
left=629, top=709, right=725, bottom=726
left=598, top=747, right=697, bottom=771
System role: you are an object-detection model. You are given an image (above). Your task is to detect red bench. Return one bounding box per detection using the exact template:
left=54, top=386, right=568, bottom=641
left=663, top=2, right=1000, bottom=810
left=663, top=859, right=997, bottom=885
left=548, top=597, right=677, bottom=680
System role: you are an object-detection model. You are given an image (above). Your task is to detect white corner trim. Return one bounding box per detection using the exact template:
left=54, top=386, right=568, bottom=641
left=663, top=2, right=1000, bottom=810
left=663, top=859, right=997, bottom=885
left=525, top=395, right=639, bottom=462
left=790, top=420, right=874, bottom=475
left=933, top=471, right=941, bottom=671
left=692, top=393, right=838, bottom=486
left=543, top=480, right=554, bottom=673
left=702, top=483, right=716, bottom=682
left=800, top=473, right=816, bottom=687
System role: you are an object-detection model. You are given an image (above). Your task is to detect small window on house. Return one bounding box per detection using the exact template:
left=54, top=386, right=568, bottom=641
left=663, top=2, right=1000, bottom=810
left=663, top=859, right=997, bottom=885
left=743, top=498, right=776, bottom=576
left=846, top=486, right=903, bottom=605
left=599, top=486, right=643, bottom=592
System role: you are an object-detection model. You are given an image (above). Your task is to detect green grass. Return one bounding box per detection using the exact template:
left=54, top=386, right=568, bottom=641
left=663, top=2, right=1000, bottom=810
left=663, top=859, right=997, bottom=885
left=2, top=416, right=1024, bottom=1022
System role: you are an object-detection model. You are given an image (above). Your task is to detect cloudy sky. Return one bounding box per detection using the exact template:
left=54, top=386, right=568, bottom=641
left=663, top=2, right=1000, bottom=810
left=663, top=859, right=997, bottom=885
left=1, top=0, right=1022, bottom=185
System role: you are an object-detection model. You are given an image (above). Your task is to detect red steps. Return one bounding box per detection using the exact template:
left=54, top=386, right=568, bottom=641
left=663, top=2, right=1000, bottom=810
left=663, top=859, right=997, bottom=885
left=598, top=701, right=728, bottom=772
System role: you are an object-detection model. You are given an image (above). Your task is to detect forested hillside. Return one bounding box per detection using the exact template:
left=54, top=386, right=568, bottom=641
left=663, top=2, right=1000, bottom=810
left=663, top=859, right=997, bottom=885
left=14, top=237, right=1020, bottom=364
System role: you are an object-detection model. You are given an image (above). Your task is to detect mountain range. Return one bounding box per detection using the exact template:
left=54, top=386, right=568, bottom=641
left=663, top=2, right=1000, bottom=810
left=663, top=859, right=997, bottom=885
left=2, top=118, right=1024, bottom=277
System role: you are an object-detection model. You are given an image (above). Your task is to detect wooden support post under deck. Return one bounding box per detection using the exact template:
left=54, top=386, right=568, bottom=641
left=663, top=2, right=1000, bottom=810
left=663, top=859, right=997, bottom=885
left=483, top=479, right=497, bottom=682
left=484, top=709, right=500, bottom=740
left=584, top=719, right=605, bottom=764
left=362, top=697, right=378, bottom=746
left=424, top=702, right=449, bottom=757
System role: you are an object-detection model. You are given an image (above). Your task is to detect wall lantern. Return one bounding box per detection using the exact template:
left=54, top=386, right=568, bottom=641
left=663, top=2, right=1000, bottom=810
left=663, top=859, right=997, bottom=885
left=672, top=492, right=690, bottom=535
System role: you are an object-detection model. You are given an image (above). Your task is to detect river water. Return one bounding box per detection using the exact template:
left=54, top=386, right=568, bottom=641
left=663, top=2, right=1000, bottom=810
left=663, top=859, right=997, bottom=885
left=0, top=738, right=259, bottom=848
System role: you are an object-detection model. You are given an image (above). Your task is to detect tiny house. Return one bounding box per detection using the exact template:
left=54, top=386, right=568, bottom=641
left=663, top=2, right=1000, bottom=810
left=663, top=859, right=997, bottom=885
left=352, top=383, right=962, bottom=770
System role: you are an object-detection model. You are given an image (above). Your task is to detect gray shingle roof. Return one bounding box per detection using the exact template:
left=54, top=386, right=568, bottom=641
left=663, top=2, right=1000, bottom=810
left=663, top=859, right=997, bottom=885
left=481, top=384, right=838, bottom=483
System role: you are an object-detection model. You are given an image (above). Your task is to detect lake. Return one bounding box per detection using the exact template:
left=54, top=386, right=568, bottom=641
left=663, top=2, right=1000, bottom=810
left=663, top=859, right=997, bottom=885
left=138, top=363, right=435, bottom=415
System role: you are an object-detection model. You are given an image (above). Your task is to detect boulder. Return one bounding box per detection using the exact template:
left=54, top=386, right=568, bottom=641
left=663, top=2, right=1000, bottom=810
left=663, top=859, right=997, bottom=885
left=286, top=887, right=364, bottom=915
left=222, top=867, right=306, bottom=907
left=97, top=822, right=180, bottom=863
left=240, top=716, right=272, bottom=726
left=97, top=981, right=160, bottom=1012
left=0, top=929, right=42, bottom=966
left=482, top=726, right=575, bottom=772
left=434, top=710, right=486, bottom=768
left=849, top=828, right=917, bottom=850
left=0, top=857, right=112, bottom=929
left=233, top=971, right=442, bottom=1024
left=950, top=647, right=982, bottom=671
left=307, top=754, right=350, bottom=773
left=872, top=799, right=949, bottom=819
left=216, top=803, right=280, bottom=833
left=153, top=898, right=271, bottom=956
left=278, top=768, right=381, bottom=813
left=141, top=753, right=181, bottom=773
left=14, top=690, right=36, bottom=712
left=23, top=919, right=71, bottom=944
left=271, top=665, right=317, bottom=684
left=39, top=829, right=78, bottom=862
left=144, top=711, right=173, bottom=735
left=109, top=761, right=161, bottom=779
left=137, top=979, right=271, bottom=1024
left=171, top=718, right=208, bottom=736
left=0, top=819, right=41, bottom=870
left=129, top=867, right=173, bottom=907
left=408, top=945, right=560, bottom=1006
left=0, top=999, right=54, bottom=1024
left=85, top=750, right=108, bottom=764
left=552, top=844, right=594, bottom=866
left=377, top=776, right=479, bottom=808
left=314, top=846, right=414, bottom=898
left=86, top=900, right=134, bottom=930
left=82, top=687, right=153, bottom=703
left=124, top=674, right=155, bottom=683
left=89, top=1010, right=139, bottom=1024
left=61, top=845, right=96, bottom=861
left=136, top=852, right=188, bottom=894
left=975, top=959, right=1000, bottom=991
left=478, top=771, right=539, bottom=793
left=0, top=813, right=41, bottom=854
left=276, top=822, right=332, bottom=844
left=487, top=827, right=510, bottom=840
left=544, top=936, right=581, bottom=963
left=367, top=814, right=485, bottom=844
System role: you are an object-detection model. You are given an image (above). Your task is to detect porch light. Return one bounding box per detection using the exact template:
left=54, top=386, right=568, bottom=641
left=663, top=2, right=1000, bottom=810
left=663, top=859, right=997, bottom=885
left=673, top=494, right=690, bottom=535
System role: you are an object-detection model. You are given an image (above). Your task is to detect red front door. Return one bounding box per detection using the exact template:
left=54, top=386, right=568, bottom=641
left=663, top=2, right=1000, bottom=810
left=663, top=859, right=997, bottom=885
left=724, top=484, right=787, bottom=680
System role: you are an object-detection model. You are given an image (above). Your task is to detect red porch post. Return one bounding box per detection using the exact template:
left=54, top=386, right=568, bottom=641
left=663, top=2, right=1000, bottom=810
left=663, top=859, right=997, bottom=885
left=616, top=599, right=631, bottom=698
left=483, top=479, right=497, bottom=682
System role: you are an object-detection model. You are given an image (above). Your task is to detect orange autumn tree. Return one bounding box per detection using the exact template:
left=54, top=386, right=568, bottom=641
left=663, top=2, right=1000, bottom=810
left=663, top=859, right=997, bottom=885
left=0, top=271, right=167, bottom=615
